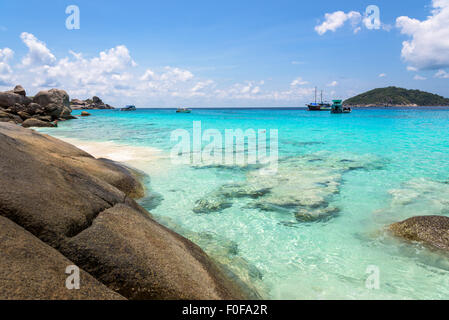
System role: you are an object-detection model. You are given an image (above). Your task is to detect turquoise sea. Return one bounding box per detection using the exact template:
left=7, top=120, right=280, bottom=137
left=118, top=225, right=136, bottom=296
left=38, top=107, right=449, bottom=299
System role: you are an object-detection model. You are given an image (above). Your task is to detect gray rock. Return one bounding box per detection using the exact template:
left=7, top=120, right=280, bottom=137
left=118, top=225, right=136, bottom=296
left=0, top=123, right=249, bottom=300
left=0, top=216, right=125, bottom=300
left=0, top=91, right=31, bottom=108
left=13, top=85, right=26, bottom=96
left=0, top=110, right=22, bottom=124
left=33, top=89, right=71, bottom=119
left=22, top=118, right=56, bottom=128
left=24, top=102, right=42, bottom=115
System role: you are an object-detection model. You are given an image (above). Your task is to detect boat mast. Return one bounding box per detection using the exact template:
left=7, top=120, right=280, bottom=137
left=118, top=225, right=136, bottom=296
left=314, top=87, right=317, bottom=104
left=321, top=90, right=323, bottom=104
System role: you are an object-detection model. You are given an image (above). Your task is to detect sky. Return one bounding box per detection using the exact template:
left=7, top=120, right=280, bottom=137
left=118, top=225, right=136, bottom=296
left=0, top=0, right=448, bottom=107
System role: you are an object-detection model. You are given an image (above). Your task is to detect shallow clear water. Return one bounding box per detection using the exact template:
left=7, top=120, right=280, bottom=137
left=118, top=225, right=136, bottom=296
left=39, top=107, right=449, bottom=299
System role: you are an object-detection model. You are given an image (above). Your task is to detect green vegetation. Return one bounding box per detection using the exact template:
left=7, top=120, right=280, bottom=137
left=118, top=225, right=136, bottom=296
left=343, top=87, right=449, bottom=106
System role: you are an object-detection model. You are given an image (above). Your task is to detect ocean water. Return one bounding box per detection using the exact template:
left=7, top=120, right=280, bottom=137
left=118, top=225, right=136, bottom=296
left=38, top=107, right=449, bottom=299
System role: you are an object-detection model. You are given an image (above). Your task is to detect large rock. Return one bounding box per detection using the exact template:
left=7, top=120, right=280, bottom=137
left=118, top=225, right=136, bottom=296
left=390, top=216, right=449, bottom=251
left=22, top=118, right=56, bottom=128
left=33, top=89, right=71, bottom=119
left=0, top=123, right=249, bottom=300
left=61, top=204, right=248, bottom=300
left=0, top=110, right=22, bottom=124
left=0, top=216, right=125, bottom=300
left=24, top=102, right=43, bottom=116
left=13, top=85, right=26, bottom=96
left=0, top=91, right=31, bottom=108
left=70, top=96, right=115, bottom=109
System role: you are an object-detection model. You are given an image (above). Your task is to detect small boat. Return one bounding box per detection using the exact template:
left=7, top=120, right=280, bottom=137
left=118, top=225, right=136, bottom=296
left=331, top=100, right=352, bottom=114
left=176, top=108, right=192, bottom=113
left=307, top=88, right=331, bottom=111
left=120, top=105, right=136, bottom=111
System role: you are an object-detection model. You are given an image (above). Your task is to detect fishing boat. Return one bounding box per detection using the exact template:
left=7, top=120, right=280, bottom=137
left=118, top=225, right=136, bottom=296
left=331, top=100, right=352, bottom=114
left=120, top=105, right=136, bottom=111
left=176, top=108, right=192, bottom=113
left=307, top=88, right=331, bottom=111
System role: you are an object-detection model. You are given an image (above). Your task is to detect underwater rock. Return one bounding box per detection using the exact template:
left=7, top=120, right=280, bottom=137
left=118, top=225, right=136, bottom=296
left=390, top=216, right=449, bottom=252
left=193, top=151, right=383, bottom=221
left=375, top=178, right=449, bottom=224
left=295, top=205, right=340, bottom=222
left=193, top=197, right=233, bottom=214
left=152, top=215, right=266, bottom=299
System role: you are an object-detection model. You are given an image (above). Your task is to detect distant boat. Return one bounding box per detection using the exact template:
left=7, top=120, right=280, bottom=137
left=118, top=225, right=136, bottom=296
left=176, top=108, right=192, bottom=113
left=307, top=88, right=331, bottom=111
left=331, top=100, right=352, bottom=114
left=120, top=105, right=136, bottom=111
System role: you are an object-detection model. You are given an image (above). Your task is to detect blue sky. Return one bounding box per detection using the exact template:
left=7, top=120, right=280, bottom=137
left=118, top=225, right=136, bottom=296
left=0, top=0, right=448, bottom=107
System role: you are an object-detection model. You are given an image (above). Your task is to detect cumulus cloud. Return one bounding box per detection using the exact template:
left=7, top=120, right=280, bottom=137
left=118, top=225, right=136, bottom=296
left=0, top=48, right=15, bottom=85
left=315, top=11, right=362, bottom=35
left=20, top=32, right=56, bottom=67
left=2, top=32, right=325, bottom=106
left=435, top=69, right=449, bottom=78
left=413, top=75, right=427, bottom=80
left=407, top=66, right=418, bottom=72
left=378, top=73, right=387, bottom=78
left=396, top=0, right=449, bottom=70
left=290, top=77, right=308, bottom=86
left=327, top=80, right=338, bottom=87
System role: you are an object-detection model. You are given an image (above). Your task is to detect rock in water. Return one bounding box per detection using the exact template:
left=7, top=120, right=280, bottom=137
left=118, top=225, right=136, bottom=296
left=81, top=111, right=91, bottom=116
left=0, top=216, right=125, bottom=300
left=0, top=123, right=249, bottom=300
left=390, top=216, right=449, bottom=251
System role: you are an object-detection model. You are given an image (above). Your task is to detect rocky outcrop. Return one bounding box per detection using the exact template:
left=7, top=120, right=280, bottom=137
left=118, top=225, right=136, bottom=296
left=0, top=85, right=77, bottom=127
left=390, top=216, right=449, bottom=251
left=0, top=216, right=125, bottom=300
left=13, top=85, right=26, bottom=96
left=33, top=88, right=73, bottom=120
left=22, top=118, right=56, bottom=128
left=80, top=111, right=91, bottom=116
left=71, top=96, right=115, bottom=110
left=0, top=123, right=250, bottom=300
left=0, top=91, right=31, bottom=108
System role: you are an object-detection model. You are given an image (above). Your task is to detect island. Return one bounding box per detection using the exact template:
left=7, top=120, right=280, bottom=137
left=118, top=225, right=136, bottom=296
left=343, top=86, right=449, bottom=107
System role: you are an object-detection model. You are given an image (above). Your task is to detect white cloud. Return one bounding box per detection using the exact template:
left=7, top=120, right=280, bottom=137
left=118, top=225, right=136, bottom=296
left=20, top=32, right=56, bottom=67
left=191, top=80, right=214, bottom=92
left=413, top=75, right=427, bottom=80
left=435, top=69, right=449, bottom=78
left=315, top=11, right=362, bottom=35
left=1, top=32, right=327, bottom=106
left=0, top=48, right=15, bottom=86
left=0, top=48, right=14, bottom=62
left=327, top=80, right=338, bottom=87
left=396, top=0, right=449, bottom=69
left=407, top=66, right=418, bottom=72
left=378, top=73, right=387, bottom=78
left=290, top=77, right=308, bottom=86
